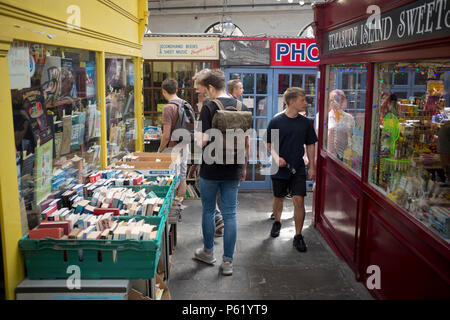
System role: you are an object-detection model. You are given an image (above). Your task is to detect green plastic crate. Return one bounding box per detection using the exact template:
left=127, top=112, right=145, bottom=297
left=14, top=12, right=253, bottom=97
left=19, top=216, right=166, bottom=280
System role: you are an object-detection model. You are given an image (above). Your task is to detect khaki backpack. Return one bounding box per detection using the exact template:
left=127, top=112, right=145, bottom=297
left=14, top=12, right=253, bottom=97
left=211, top=99, right=252, bottom=132
left=211, top=99, right=252, bottom=164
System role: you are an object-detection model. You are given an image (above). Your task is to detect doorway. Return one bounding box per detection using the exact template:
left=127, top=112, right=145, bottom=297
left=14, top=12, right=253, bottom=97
left=225, top=68, right=273, bottom=190
left=224, top=67, right=319, bottom=190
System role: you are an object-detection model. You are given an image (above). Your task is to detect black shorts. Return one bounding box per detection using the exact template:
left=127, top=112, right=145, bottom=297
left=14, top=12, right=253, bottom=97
left=272, top=175, right=307, bottom=198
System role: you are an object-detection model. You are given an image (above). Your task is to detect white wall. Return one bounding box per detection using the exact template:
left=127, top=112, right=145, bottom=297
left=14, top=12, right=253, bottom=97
left=147, top=0, right=316, bottom=37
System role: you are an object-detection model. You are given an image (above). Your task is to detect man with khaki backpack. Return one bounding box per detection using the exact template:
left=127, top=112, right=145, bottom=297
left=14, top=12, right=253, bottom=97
left=193, top=69, right=251, bottom=276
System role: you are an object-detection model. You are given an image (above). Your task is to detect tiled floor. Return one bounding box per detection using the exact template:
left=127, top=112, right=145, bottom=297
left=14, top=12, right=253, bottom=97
left=168, top=192, right=373, bottom=300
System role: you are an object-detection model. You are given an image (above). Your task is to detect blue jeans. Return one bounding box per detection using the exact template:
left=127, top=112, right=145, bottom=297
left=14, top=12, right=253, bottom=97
left=199, top=177, right=239, bottom=261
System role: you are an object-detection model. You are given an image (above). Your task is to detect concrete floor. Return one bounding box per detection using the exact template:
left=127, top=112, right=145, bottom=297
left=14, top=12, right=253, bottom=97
left=168, top=192, right=373, bottom=300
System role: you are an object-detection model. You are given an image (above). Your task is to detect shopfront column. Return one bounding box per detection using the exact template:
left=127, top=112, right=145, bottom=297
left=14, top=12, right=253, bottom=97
left=96, top=51, right=108, bottom=169
left=134, top=56, right=144, bottom=152
left=0, top=37, right=25, bottom=300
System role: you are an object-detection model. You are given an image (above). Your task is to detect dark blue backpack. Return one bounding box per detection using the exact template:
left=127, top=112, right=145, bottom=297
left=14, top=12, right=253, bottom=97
left=169, top=100, right=196, bottom=141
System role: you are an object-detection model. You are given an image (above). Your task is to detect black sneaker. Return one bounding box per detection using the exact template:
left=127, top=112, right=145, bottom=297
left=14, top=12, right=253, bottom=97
left=293, top=234, right=307, bottom=252
left=270, top=221, right=281, bottom=238
left=270, top=212, right=275, bottom=220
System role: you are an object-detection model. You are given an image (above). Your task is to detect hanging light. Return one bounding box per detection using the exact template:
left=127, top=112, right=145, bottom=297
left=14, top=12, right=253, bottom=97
left=299, top=0, right=305, bottom=5
left=223, top=17, right=234, bottom=36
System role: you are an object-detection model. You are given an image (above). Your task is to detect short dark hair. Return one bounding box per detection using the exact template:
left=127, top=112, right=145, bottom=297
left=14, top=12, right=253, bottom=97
left=227, top=79, right=242, bottom=94
left=283, top=87, right=305, bottom=106
left=198, top=69, right=226, bottom=91
left=162, top=78, right=178, bottom=94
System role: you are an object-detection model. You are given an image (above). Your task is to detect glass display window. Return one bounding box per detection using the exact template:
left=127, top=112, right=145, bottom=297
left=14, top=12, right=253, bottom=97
left=105, top=56, right=136, bottom=164
left=369, top=60, right=450, bottom=241
left=174, top=61, right=193, bottom=88
left=143, top=60, right=218, bottom=126
left=275, top=71, right=318, bottom=117
left=9, top=41, right=99, bottom=213
left=323, top=63, right=367, bottom=175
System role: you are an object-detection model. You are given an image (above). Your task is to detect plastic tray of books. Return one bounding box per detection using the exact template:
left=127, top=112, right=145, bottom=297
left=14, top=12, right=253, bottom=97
left=120, top=176, right=178, bottom=218
left=18, top=215, right=166, bottom=280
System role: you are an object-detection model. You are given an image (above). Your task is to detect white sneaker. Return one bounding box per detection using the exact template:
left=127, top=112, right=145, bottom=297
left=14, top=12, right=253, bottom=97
left=194, top=248, right=216, bottom=265
left=221, top=261, right=233, bottom=276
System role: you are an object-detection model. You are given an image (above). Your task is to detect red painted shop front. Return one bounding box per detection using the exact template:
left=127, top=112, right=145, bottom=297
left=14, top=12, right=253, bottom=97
left=313, top=0, right=450, bottom=299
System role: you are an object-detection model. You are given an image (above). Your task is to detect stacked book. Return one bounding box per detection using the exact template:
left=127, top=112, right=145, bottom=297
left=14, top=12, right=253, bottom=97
left=186, top=184, right=200, bottom=200
left=29, top=212, right=158, bottom=241
left=168, top=196, right=185, bottom=224
left=186, top=164, right=199, bottom=180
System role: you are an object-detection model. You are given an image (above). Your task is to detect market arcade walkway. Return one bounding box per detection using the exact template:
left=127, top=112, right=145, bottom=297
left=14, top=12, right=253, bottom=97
left=167, top=192, right=372, bottom=300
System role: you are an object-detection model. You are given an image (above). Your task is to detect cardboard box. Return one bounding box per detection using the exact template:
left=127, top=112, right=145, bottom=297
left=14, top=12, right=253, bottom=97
left=128, top=289, right=152, bottom=300
left=124, top=152, right=181, bottom=164
left=128, top=274, right=170, bottom=300
left=156, top=273, right=171, bottom=300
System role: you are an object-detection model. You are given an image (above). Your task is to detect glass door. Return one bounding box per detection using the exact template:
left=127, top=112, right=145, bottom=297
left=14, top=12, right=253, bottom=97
left=273, top=68, right=319, bottom=119
left=225, top=68, right=273, bottom=190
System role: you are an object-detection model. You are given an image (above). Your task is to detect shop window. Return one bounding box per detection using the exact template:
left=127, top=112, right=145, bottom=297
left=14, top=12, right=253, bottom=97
left=276, top=72, right=318, bottom=117
left=323, top=64, right=367, bottom=175
left=256, top=96, right=268, bottom=117
left=143, top=60, right=218, bottom=126
left=306, top=96, right=316, bottom=118
left=174, top=62, right=192, bottom=88
left=278, top=74, right=290, bottom=95
left=243, top=73, right=255, bottom=94
left=9, top=41, right=99, bottom=213
left=256, top=74, right=268, bottom=94
left=305, top=74, right=316, bottom=95
left=152, top=62, right=171, bottom=88
left=292, top=74, right=303, bottom=88
left=369, top=61, right=450, bottom=241
left=105, top=56, right=135, bottom=164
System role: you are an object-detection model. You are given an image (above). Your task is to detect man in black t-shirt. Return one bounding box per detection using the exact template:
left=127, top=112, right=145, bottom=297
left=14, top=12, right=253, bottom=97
left=193, top=69, right=249, bottom=276
left=265, top=87, right=318, bottom=252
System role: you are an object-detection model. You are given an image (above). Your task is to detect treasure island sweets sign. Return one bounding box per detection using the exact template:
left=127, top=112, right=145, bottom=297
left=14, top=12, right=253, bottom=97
left=323, top=0, right=450, bottom=55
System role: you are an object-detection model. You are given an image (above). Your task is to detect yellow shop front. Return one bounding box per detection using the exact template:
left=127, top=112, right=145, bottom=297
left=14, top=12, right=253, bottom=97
left=0, top=0, right=148, bottom=299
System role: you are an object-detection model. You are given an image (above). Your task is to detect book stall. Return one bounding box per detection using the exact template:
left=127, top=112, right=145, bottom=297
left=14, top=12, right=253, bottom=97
left=16, top=152, right=180, bottom=300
